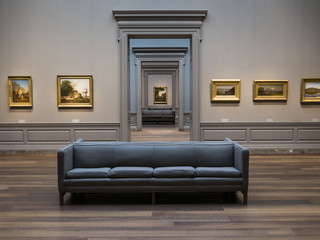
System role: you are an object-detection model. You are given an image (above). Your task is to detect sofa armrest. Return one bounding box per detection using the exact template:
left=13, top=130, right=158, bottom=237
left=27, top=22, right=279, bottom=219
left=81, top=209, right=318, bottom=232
left=57, top=138, right=84, bottom=191
left=224, top=138, right=249, bottom=190
left=234, top=143, right=249, bottom=192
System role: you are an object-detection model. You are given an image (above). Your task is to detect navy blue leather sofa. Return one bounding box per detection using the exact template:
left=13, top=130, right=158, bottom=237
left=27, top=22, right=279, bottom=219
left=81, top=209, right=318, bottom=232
left=57, top=138, right=249, bottom=205
left=142, top=108, right=175, bottom=124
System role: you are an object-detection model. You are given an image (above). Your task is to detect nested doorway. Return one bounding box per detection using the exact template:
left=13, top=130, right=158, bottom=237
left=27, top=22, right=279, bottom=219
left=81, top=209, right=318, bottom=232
left=130, top=57, right=191, bottom=142
left=113, top=10, right=207, bottom=141
left=129, top=42, right=191, bottom=136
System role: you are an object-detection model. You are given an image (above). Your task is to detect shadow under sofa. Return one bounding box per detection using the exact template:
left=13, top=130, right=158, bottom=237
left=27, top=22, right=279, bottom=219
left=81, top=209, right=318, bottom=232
left=57, top=138, right=249, bottom=205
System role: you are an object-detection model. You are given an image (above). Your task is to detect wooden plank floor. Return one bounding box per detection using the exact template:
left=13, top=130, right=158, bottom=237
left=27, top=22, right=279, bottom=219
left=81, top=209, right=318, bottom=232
left=0, top=153, right=320, bottom=239
left=131, top=124, right=190, bottom=142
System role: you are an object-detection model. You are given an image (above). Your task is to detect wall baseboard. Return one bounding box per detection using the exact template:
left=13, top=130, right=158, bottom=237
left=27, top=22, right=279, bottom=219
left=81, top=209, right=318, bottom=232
left=0, top=123, right=120, bottom=153
left=201, top=122, right=320, bottom=154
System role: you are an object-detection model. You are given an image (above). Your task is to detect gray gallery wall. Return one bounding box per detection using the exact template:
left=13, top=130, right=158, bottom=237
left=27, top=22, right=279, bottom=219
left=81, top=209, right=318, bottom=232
left=200, top=0, right=320, bottom=122
left=0, top=0, right=319, bottom=151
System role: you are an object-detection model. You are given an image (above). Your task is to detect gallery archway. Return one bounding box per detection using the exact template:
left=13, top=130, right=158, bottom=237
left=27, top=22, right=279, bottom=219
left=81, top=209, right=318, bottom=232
left=141, top=62, right=183, bottom=129
left=131, top=46, right=189, bottom=132
left=113, top=10, right=207, bottom=141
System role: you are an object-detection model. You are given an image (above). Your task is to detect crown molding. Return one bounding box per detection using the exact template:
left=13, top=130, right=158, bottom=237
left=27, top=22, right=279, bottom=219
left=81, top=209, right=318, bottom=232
left=113, top=10, right=207, bottom=33
left=132, top=47, right=188, bottom=53
left=113, top=10, right=207, bottom=22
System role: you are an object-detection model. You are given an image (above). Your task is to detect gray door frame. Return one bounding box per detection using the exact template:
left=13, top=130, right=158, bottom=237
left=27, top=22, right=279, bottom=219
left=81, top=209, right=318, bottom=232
left=113, top=10, right=207, bottom=141
left=142, top=63, right=178, bottom=110
left=133, top=48, right=188, bottom=131
left=132, top=51, right=186, bottom=131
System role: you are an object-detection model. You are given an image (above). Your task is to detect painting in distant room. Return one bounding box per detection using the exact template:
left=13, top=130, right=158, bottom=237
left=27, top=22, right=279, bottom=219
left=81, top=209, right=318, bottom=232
left=154, top=86, right=167, bottom=104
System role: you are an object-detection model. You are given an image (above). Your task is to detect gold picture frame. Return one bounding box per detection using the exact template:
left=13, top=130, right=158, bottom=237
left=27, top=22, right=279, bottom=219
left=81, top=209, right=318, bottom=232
left=154, top=86, right=167, bottom=104
left=8, top=76, right=33, bottom=108
left=57, top=75, right=93, bottom=108
left=301, top=78, right=320, bottom=103
left=253, top=80, right=288, bottom=101
left=211, top=79, right=241, bottom=102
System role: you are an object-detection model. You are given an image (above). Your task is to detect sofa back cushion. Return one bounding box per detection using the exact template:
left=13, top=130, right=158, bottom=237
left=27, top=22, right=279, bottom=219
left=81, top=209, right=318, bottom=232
left=73, top=143, right=115, bottom=168
left=153, top=142, right=234, bottom=167
left=153, top=144, right=195, bottom=167
left=113, top=144, right=155, bottom=167
left=194, top=143, right=234, bottom=167
left=72, top=141, right=235, bottom=168
left=74, top=142, right=156, bottom=168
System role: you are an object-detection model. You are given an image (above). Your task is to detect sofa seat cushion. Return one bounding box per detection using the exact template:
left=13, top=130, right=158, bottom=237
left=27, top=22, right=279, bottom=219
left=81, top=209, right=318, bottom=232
left=196, top=167, right=242, bottom=178
left=65, top=167, right=111, bottom=179
left=109, top=167, right=153, bottom=178
left=154, top=166, right=196, bottom=178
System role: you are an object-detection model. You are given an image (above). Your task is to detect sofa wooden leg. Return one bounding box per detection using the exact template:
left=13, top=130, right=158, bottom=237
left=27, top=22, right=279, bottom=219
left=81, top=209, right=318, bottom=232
left=59, top=192, right=65, bottom=206
left=242, top=191, right=248, bottom=205
left=152, top=192, right=156, bottom=205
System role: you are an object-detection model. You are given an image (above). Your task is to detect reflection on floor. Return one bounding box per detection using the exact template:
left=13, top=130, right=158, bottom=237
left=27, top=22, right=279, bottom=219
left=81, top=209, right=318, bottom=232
left=131, top=124, right=190, bottom=142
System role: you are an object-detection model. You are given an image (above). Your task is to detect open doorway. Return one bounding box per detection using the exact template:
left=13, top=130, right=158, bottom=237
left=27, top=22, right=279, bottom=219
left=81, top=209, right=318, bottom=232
left=128, top=40, right=191, bottom=141
left=131, top=68, right=190, bottom=142
left=113, top=10, right=207, bottom=141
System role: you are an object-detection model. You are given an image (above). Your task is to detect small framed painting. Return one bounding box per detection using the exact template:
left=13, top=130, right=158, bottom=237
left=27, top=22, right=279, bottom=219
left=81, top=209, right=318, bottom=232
left=8, top=76, right=33, bottom=108
left=211, top=79, right=241, bottom=102
left=253, top=80, right=288, bottom=101
left=301, top=78, right=320, bottom=103
left=154, top=86, right=167, bottom=104
left=57, top=75, right=93, bottom=108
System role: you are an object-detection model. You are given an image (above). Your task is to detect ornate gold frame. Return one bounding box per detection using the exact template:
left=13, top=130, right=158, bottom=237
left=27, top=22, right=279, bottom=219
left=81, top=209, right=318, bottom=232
left=57, top=75, right=93, bottom=108
left=253, top=80, right=288, bottom=101
left=211, top=79, right=241, bottom=102
left=153, top=86, right=167, bottom=104
left=8, top=76, right=33, bottom=108
left=301, top=78, right=320, bottom=103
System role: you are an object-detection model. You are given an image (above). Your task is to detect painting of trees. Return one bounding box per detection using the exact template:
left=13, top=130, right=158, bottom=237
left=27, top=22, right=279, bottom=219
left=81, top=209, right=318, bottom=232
left=57, top=76, right=93, bottom=107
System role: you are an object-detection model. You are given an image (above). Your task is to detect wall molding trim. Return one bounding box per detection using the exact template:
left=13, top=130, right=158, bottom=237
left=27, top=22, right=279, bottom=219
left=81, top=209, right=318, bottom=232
left=0, top=123, right=120, bottom=153
left=113, top=10, right=207, bottom=40
left=201, top=122, right=320, bottom=154
left=1, top=122, right=319, bottom=154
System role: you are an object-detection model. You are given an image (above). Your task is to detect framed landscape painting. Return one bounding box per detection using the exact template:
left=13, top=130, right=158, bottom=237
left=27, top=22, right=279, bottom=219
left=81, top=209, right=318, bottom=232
left=301, top=78, right=320, bottom=103
left=253, top=80, right=288, bottom=101
left=211, top=79, right=241, bottom=102
left=57, top=75, right=93, bottom=108
left=154, top=86, right=167, bottom=104
left=8, top=76, right=32, bottom=108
